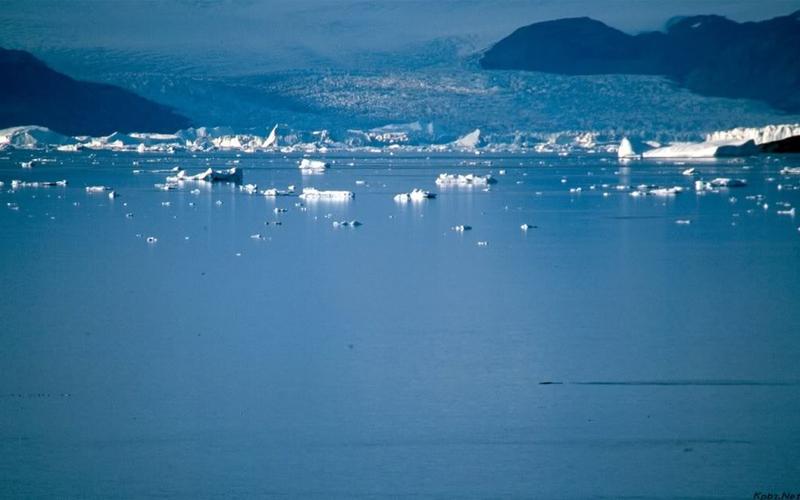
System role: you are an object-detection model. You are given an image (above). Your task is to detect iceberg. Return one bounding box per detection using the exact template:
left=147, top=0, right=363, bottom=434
left=0, top=126, right=75, bottom=149
left=263, top=125, right=278, bottom=148
left=167, top=167, right=243, bottom=184
left=299, top=158, right=329, bottom=172
left=435, top=173, right=496, bottom=186
left=643, top=139, right=759, bottom=159
left=10, top=179, right=67, bottom=189
left=298, top=188, right=354, bottom=201
left=85, top=185, right=112, bottom=193
left=394, top=189, right=436, bottom=202
left=453, top=129, right=481, bottom=149
left=617, top=137, right=638, bottom=159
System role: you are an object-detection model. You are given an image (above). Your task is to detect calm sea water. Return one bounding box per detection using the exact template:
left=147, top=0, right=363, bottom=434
left=1, top=151, right=799, bottom=498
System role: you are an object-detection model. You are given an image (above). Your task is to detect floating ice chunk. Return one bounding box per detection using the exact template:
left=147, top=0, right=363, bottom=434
left=780, top=167, right=800, bottom=175
left=454, top=129, right=481, bottom=149
left=7, top=202, right=19, bottom=210
left=298, top=159, right=329, bottom=171
left=273, top=207, right=287, bottom=214
left=261, top=186, right=294, bottom=197
left=520, top=223, right=536, bottom=230
left=649, top=186, right=683, bottom=196
left=108, top=191, right=118, bottom=199
left=85, top=186, right=111, bottom=193
left=617, top=137, right=638, bottom=159
left=250, top=233, right=265, bottom=240
left=452, top=225, right=472, bottom=232
left=394, top=189, right=436, bottom=202
left=263, top=125, right=278, bottom=148
left=710, top=178, right=747, bottom=188
left=435, top=173, right=496, bottom=186
left=20, top=160, right=34, bottom=169
left=777, top=208, right=796, bottom=216
left=682, top=167, right=696, bottom=176
left=332, top=220, right=362, bottom=227
left=675, top=219, right=692, bottom=225
left=240, top=184, right=258, bottom=194
left=299, top=188, right=354, bottom=201
left=10, top=179, right=67, bottom=189
left=643, top=139, right=759, bottom=158
left=146, top=236, right=158, bottom=243
left=169, top=167, right=243, bottom=183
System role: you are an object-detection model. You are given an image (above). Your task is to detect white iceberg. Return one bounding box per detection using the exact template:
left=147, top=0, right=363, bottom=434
left=453, top=129, right=481, bottom=149
left=435, top=173, right=496, bottom=186
left=394, top=189, right=436, bottom=202
left=617, top=137, right=639, bottom=159
left=298, top=188, right=354, bottom=201
left=299, top=158, right=328, bottom=171
left=643, top=139, right=759, bottom=158
left=85, top=185, right=112, bottom=193
left=167, top=167, right=243, bottom=183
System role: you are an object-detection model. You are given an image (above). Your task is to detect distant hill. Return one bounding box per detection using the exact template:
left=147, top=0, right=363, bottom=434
left=479, top=10, right=800, bottom=112
left=0, top=47, right=190, bottom=135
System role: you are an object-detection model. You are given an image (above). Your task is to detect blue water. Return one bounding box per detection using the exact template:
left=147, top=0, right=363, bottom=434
left=1, top=151, right=799, bottom=498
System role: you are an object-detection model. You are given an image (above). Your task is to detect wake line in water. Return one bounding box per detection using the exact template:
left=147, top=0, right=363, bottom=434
left=539, top=380, right=800, bottom=386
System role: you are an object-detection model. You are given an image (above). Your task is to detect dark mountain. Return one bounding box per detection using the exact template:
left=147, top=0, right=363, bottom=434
left=480, top=10, right=800, bottom=112
left=0, top=47, right=191, bottom=136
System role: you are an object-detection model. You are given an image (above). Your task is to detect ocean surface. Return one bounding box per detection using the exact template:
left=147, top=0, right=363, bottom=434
left=1, top=150, right=799, bottom=498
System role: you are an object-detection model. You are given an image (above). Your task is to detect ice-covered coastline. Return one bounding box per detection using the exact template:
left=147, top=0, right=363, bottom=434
left=1, top=123, right=799, bottom=158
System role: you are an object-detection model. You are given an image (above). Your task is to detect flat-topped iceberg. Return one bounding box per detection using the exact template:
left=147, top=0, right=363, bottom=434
left=643, top=139, right=759, bottom=159
left=436, top=173, right=497, bottom=186
left=298, top=188, right=354, bottom=201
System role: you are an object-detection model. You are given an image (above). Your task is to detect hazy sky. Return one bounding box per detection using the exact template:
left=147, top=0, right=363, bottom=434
left=2, top=0, right=799, bottom=72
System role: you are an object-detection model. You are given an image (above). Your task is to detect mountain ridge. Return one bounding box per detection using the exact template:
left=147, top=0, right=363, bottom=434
left=479, top=10, right=800, bottom=112
left=0, top=47, right=191, bottom=136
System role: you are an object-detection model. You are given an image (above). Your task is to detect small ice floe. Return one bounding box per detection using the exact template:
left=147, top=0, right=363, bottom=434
left=682, top=167, right=696, bottom=176
left=85, top=185, right=111, bottom=193
left=146, top=236, right=158, bottom=244
left=190, top=188, right=201, bottom=195
left=7, top=202, right=19, bottom=211
left=630, top=185, right=683, bottom=197
left=108, top=191, right=119, bottom=199
left=780, top=167, right=800, bottom=175
left=452, top=225, right=472, bottom=232
left=298, top=188, right=354, bottom=201
left=240, top=184, right=258, bottom=194
left=777, top=207, right=796, bottom=216
left=299, top=158, right=329, bottom=171
left=273, top=207, right=287, bottom=214
left=125, top=212, right=134, bottom=218
left=20, top=160, right=34, bottom=169
left=261, top=187, right=293, bottom=197
left=498, top=169, right=506, bottom=175
left=332, top=220, right=362, bottom=227
left=569, top=187, right=582, bottom=193
left=435, top=173, right=496, bottom=186
left=10, top=179, right=67, bottom=189
left=477, top=241, right=488, bottom=246
left=161, top=201, right=171, bottom=207
left=154, top=183, right=178, bottom=191
left=168, top=167, right=243, bottom=183
left=394, top=189, right=436, bottom=202
left=520, top=223, right=536, bottom=230
left=250, top=233, right=265, bottom=240
left=675, top=219, right=692, bottom=225
left=710, top=178, right=747, bottom=188
left=355, top=180, right=366, bottom=185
